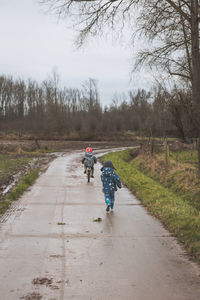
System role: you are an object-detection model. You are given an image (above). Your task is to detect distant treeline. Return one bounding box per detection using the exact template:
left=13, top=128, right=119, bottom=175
left=0, top=74, right=196, bottom=140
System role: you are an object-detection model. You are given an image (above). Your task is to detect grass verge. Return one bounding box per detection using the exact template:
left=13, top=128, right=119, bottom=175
left=0, top=169, right=40, bottom=215
left=0, top=154, right=31, bottom=180
left=133, top=150, right=200, bottom=211
left=170, top=150, right=198, bottom=164
left=101, top=149, right=200, bottom=263
left=7, top=169, right=39, bottom=200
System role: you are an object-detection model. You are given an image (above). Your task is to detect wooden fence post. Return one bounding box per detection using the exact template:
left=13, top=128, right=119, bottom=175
left=197, top=138, right=200, bottom=175
left=150, top=138, right=154, bottom=157
left=165, top=138, right=170, bottom=169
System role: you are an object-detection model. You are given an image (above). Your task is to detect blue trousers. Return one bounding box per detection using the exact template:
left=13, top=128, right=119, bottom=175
left=104, top=192, right=115, bottom=209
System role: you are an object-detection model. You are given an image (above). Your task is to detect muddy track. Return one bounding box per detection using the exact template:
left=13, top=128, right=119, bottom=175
left=0, top=154, right=56, bottom=197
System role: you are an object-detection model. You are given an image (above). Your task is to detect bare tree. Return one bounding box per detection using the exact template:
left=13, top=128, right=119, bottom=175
left=136, top=1, right=200, bottom=130
left=40, top=0, right=200, bottom=129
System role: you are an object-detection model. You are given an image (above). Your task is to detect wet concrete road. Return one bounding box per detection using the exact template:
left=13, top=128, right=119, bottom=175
left=0, top=151, right=200, bottom=300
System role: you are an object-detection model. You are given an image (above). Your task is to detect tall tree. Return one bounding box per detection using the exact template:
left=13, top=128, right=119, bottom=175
left=40, top=0, right=200, bottom=130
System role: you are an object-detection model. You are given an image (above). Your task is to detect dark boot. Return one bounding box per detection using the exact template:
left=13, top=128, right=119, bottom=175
left=106, top=205, right=110, bottom=212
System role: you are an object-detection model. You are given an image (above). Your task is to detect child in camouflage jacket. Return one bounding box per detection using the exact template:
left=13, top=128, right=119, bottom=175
left=101, top=160, right=121, bottom=212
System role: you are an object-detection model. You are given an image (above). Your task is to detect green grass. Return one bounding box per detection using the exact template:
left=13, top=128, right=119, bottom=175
left=0, top=154, right=31, bottom=178
left=7, top=169, right=39, bottom=201
left=101, top=149, right=200, bottom=263
left=0, top=149, right=55, bottom=181
left=170, top=150, right=198, bottom=164
left=0, top=199, right=11, bottom=215
left=0, top=169, right=40, bottom=215
left=0, top=149, right=54, bottom=216
left=132, top=151, right=200, bottom=211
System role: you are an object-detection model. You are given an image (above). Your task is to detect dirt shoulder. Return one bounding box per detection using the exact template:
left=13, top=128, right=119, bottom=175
left=0, top=151, right=56, bottom=215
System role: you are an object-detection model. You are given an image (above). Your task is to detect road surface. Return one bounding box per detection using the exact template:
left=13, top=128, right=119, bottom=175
left=0, top=150, right=200, bottom=300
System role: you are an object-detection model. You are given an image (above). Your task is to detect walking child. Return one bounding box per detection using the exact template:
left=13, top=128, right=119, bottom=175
left=101, top=160, right=122, bottom=212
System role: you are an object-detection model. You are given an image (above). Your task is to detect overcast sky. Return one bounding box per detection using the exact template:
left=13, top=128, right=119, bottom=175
left=0, top=0, right=154, bottom=106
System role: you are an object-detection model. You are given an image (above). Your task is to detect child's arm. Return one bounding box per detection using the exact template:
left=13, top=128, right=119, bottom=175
left=114, top=173, right=122, bottom=189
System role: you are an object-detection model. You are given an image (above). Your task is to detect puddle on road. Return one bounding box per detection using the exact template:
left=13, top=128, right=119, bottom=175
left=2, top=181, right=17, bottom=196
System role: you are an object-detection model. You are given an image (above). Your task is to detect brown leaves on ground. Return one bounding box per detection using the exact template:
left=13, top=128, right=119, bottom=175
left=20, top=292, right=42, bottom=300
left=32, top=277, right=52, bottom=286
left=93, top=217, right=102, bottom=222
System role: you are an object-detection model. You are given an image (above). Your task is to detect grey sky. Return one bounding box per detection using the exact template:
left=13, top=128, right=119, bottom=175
left=0, top=0, right=154, bottom=105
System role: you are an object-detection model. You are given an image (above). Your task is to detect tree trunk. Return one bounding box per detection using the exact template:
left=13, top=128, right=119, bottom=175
left=191, top=0, right=200, bottom=124
left=191, top=0, right=200, bottom=173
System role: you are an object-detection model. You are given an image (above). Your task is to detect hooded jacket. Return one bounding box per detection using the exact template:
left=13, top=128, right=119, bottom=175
left=101, top=166, right=121, bottom=193
left=82, top=152, right=97, bottom=167
left=100, top=160, right=115, bottom=171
